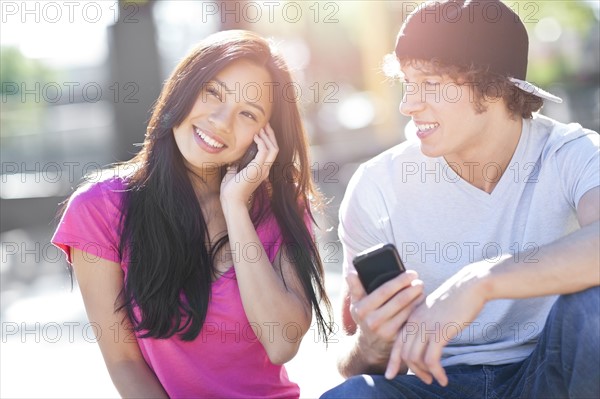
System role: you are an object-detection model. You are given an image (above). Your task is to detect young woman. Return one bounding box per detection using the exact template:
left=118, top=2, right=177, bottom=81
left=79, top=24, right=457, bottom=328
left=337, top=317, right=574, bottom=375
left=52, top=30, right=332, bottom=398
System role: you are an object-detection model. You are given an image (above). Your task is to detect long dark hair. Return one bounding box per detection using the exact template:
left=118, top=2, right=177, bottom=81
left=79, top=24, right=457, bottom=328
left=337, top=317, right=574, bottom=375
left=115, top=30, right=332, bottom=342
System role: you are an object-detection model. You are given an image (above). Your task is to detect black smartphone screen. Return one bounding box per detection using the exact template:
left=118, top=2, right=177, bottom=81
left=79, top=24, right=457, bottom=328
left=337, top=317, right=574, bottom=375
left=352, top=243, right=406, bottom=294
left=237, top=142, right=258, bottom=172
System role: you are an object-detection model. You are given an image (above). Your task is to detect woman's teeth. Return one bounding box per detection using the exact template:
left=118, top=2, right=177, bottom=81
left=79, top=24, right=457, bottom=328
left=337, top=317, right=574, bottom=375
left=194, top=127, right=224, bottom=148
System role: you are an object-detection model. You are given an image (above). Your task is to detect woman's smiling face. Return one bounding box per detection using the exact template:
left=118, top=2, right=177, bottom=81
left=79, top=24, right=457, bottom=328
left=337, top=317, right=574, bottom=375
left=173, top=59, right=274, bottom=173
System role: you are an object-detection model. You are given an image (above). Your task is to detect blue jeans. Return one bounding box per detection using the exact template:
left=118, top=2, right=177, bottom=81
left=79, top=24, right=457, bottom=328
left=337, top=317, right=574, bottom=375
left=321, top=287, right=600, bottom=399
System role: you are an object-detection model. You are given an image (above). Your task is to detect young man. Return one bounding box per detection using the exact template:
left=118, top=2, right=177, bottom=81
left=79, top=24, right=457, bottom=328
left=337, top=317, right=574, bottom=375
left=322, top=0, right=599, bottom=398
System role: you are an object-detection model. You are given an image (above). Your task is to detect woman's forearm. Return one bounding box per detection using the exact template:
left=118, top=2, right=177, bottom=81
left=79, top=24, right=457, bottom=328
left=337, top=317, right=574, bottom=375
left=222, top=202, right=312, bottom=364
left=107, top=359, right=168, bottom=398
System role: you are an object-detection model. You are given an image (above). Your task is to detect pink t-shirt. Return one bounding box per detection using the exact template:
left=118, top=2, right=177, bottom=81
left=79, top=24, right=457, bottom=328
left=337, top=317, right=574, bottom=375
left=52, top=176, right=300, bottom=398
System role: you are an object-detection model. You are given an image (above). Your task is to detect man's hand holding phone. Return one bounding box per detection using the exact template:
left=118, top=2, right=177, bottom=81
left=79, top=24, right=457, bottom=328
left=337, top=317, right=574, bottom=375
left=346, top=244, right=425, bottom=374
left=354, top=244, right=407, bottom=293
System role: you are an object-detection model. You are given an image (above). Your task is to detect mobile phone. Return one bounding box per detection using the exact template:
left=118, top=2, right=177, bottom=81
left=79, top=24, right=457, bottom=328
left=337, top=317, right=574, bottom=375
left=236, top=142, right=258, bottom=172
left=353, top=243, right=406, bottom=294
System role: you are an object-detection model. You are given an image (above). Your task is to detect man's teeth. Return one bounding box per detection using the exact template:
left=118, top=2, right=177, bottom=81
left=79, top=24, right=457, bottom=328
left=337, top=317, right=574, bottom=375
left=194, top=127, right=224, bottom=148
left=416, top=123, right=439, bottom=131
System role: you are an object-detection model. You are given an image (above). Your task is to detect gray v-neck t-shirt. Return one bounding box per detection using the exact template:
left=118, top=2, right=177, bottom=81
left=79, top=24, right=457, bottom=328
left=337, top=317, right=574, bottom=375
left=339, top=114, right=599, bottom=366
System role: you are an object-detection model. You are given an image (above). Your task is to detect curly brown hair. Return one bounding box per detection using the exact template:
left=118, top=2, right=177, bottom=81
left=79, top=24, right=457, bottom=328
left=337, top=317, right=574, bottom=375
left=384, top=55, right=543, bottom=119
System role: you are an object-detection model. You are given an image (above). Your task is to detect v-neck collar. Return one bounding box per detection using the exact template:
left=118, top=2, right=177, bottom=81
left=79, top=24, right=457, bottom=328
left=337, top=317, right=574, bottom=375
left=436, top=119, right=530, bottom=203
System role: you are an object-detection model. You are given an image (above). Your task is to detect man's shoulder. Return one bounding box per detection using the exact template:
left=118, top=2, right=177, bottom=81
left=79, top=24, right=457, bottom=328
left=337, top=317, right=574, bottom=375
left=346, top=140, right=426, bottom=194
left=531, top=114, right=598, bottom=153
left=342, top=140, right=423, bottom=207
left=359, top=139, right=425, bottom=174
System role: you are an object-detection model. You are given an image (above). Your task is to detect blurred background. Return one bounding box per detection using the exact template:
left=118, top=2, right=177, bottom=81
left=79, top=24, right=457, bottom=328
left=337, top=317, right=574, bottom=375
left=1, top=1, right=599, bottom=397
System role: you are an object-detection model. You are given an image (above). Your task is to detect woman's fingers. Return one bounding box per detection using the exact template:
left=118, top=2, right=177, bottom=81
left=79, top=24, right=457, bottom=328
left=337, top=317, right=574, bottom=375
left=249, top=125, right=278, bottom=168
left=222, top=165, right=237, bottom=185
left=256, top=125, right=278, bottom=164
left=262, top=123, right=279, bottom=152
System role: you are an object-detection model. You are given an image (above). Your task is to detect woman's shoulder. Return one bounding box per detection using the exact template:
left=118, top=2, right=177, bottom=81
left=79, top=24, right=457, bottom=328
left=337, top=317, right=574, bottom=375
left=77, top=166, right=133, bottom=197
left=53, top=170, right=131, bottom=264
left=67, top=170, right=130, bottom=217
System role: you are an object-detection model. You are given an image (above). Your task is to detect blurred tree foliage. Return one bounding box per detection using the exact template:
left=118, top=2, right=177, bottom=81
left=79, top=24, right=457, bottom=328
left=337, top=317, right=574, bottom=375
left=516, top=0, right=598, bottom=86
left=528, top=0, right=596, bottom=33
left=0, top=47, right=57, bottom=94
left=0, top=47, right=58, bottom=137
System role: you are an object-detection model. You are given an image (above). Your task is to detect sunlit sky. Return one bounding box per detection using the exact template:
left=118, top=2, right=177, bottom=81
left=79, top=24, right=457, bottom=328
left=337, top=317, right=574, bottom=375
left=0, top=0, right=218, bottom=68
left=2, top=0, right=598, bottom=69
left=0, top=0, right=120, bottom=67
left=1, top=0, right=315, bottom=68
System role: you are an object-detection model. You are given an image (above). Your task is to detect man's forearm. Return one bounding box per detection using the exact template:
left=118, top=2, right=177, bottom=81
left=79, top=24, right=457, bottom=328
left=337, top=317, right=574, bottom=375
left=484, top=221, right=600, bottom=301
left=338, top=333, right=385, bottom=378
left=337, top=332, right=408, bottom=378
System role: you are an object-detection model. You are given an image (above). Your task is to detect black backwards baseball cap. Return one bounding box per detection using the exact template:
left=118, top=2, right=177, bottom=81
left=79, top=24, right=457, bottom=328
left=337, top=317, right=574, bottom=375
left=395, top=0, right=563, bottom=103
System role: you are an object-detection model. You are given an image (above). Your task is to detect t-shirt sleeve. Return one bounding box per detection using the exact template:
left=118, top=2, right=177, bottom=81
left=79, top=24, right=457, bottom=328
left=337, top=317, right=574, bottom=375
left=338, top=164, right=391, bottom=277
left=553, top=130, right=600, bottom=210
left=51, top=179, right=124, bottom=265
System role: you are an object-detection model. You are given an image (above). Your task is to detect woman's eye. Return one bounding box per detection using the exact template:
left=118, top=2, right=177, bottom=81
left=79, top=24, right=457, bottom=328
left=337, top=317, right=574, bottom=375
left=241, top=111, right=257, bottom=121
left=424, top=80, right=440, bottom=87
left=206, top=87, right=221, bottom=100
